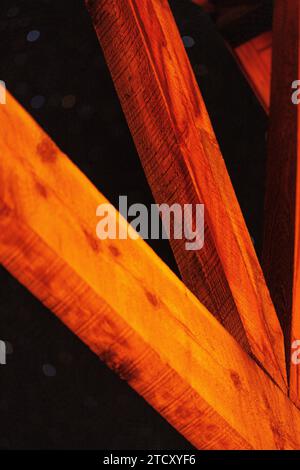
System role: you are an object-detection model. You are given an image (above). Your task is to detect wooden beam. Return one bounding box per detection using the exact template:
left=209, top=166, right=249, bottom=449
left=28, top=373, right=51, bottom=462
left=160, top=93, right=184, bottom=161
left=290, top=1, right=300, bottom=406
left=0, top=91, right=300, bottom=450
left=86, top=0, right=287, bottom=389
left=235, top=32, right=272, bottom=112
left=261, top=0, right=300, bottom=404
left=212, top=0, right=273, bottom=47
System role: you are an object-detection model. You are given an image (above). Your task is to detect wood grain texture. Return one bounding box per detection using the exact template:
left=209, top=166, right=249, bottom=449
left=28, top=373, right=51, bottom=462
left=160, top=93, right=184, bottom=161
left=261, top=0, right=300, bottom=404
left=86, top=0, right=287, bottom=389
left=235, top=31, right=272, bottom=112
left=0, top=91, right=300, bottom=449
left=290, top=1, right=300, bottom=407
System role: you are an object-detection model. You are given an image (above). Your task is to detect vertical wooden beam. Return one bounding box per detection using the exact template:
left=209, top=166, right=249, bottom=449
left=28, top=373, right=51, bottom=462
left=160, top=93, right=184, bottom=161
left=290, top=2, right=300, bottom=406
left=86, top=0, right=287, bottom=390
left=262, top=0, right=300, bottom=402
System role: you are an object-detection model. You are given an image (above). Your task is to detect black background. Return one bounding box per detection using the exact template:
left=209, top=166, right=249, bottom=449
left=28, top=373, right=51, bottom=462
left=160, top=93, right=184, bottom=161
left=0, top=0, right=268, bottom=449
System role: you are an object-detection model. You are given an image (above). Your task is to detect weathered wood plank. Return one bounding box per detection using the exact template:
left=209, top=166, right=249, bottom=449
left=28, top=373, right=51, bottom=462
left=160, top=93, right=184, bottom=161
left=0, top=91, right=300, bottom=449
left=86, top=0, right=287, bottom=389
left=261, top=0, right=300, bottom=404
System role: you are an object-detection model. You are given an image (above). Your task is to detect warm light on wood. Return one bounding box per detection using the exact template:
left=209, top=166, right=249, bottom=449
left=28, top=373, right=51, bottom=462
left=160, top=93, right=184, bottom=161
left=86, top=0, right=287, bottom=390
left=290, top=0, right=300, bottom=407
left=259, top=0, right=300, bottom=407
left=235, top=32, right=272, bottom=112
left=0, top=91, right=300, bottom=449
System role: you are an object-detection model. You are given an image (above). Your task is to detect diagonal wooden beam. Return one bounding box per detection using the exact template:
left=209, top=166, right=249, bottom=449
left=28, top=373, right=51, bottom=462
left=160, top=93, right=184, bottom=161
left=261, top=0, right=300, bottom=404
left=86, top=0, right=287, bottom=389
left=0, top=91, right=300, bottom=450
left=235, top=32, right=272, bottom=112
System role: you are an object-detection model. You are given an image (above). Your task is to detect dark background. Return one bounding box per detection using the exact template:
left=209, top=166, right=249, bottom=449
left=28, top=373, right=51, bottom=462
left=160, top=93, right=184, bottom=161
left=0, top=0, right=269, bottom=449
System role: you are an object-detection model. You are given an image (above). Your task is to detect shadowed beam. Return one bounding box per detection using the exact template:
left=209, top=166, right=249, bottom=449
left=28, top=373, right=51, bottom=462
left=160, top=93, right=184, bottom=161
left=261, top=0, right=300, bottom=404
left=291, top=1, right=300, bottom=407
left=191, top=0, right=215, bottom=12
left=0, top=92, right=300, bottom=449
left=194, top=0, right=273, bottom=48
left=86, top=0, right=287, bottom=390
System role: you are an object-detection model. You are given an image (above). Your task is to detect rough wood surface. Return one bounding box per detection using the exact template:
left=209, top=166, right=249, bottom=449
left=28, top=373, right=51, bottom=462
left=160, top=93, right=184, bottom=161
left=86, top=0, right=287, bottom=389
left=289, top=0, right=300, bottom=407
left=260, top=0, right=300, bottom=405
left=0, top=91, right=300, bottom=449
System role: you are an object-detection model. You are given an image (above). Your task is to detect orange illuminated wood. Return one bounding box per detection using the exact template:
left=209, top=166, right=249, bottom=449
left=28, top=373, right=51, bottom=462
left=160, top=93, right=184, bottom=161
left=235, top=31, right=272, bottom=112
left=290, top=1, right=300, bottom=407
left=292, top=137, right=300, bottom=401
left=1, top=92, right=300, bottom=450
left=260, top=0, right=300, bottom=405
left=86, top=0, right=287, bottom=390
